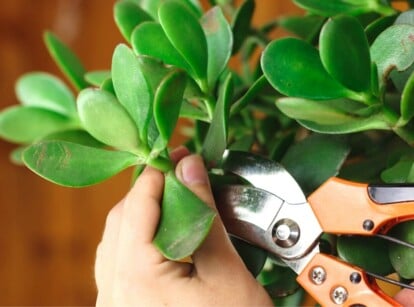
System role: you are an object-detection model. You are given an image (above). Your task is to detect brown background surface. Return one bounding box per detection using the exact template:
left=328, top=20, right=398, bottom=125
left=0, top=1, right=301, bottom=305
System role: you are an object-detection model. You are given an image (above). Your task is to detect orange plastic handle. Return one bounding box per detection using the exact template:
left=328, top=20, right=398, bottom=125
left=308, top=177, right=414, bottom=235
left=297, top=253, right=401, bottom=306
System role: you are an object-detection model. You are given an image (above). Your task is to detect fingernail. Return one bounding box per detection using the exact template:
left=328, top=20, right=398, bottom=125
left=179, top=155, right=208, bottom=185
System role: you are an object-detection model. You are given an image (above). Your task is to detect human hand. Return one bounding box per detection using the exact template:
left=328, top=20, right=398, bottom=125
left=94, top=147, right=273, bottom=307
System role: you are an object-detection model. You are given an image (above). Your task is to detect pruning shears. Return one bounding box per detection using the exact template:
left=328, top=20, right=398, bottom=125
left=214, top=150, right=414, bottom=306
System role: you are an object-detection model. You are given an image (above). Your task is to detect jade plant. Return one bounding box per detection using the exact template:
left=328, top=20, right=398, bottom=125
left=2, top=0, right=414, bottom=304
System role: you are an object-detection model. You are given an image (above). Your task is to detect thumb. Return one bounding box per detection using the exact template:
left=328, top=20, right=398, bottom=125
left=175, top=155, right=242, bottom=276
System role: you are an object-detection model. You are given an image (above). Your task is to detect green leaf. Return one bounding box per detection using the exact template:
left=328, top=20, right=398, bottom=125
left=139, top=0, right=203, bottom=20
left=153, top=172, right=216, bottom=260
left=153, top=70, right=187, bottom=152
left=84, top=70, right=111, bottom=86
left=77, top=89, right=141, bottom=152
left=16, top=72, right=76, bottom=116
left=298, top=114, right=390, bottom=134
left=394, top=9, right=414, bottom=26
left=337, top=236, right=394, bottom=276
left=232, top=0, right=254, bottom=54
left=261, top=38, right=351, bottom=100
left=371, top=24, right=414, bottom=86
left=293, top=0, right=395, bottom=17
left=320, top=15, right=371, bottom=93
left=112, top=44, right=151, bottom=140
left=41, top=130, right=104, bottom=147
left=43, top=31, right=88, bottom=90
left=114, top=0, right=153, bottom=42
left=257, top=260, right=299, bottom=299
left=10, top=146, right=26, bottom=166
left=277, top=97, right=363, bottom=125
left=282, top=134, right=350, bottom=194
left=230, top=237, right=267, bottom=277
left=202, top=73, right=233, bottom=164
left=381, top=156, right=414, bottom=183
left=0, top=106, right=78, bottom=144
left=201, top=6, right=233, bottom=89
left=278, top=15, right=325, bottom=42
left=101, top=78, right=116, bottom=95
left=389, top=221, right=414, bottom=279
left=401, top=71, right=414, bottom=123
left=365, top=15, right=397, bottom=45
left=159, top=1, right=208, bottom=85
left=23, top=141, right=139, bottom=187
left=136, top=56, right=172, bottom=95
left=131, top=22, right=192, bottom=74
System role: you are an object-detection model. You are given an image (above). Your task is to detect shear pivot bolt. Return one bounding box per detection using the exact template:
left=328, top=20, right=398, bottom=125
left=272, top=219, right=300, bottom=248
left=310, top=266, right=326, bottom=285
left=331, top=286, right=348, bottom=305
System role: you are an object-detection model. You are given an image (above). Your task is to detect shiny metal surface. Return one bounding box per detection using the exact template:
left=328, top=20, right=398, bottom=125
left=217, top=150, right=323, bottom=274
left=221, top=150, right=306, bottom=205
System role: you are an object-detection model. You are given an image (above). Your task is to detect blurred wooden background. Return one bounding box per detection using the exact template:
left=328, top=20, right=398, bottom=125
left=0, top=1, right=301, bottom=305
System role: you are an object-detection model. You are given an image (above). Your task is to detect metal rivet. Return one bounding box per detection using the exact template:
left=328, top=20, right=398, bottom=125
left=362, top=219, right=374, bottom=231
left=310, top=266, right=326, bottom=285
left=272, top=218, right=300, bottom=248
left=331, top=286, right=348, bottom=305
left=350, top=272, right=362, bottom=284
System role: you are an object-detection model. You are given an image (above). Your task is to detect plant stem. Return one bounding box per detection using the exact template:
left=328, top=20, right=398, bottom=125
left=230, top=75, right=268, bottom=116
left=147, top=156, right=174, bottom=173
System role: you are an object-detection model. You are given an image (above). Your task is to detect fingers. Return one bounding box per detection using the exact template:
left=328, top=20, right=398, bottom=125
left=115, top=166, right=165, bottom=269
left=394, top=284, right=414, bottom=306
left=175, top=155, right=241, bottom=277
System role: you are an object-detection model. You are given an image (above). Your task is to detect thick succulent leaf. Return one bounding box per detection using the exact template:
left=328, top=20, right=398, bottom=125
left=388, top=221, right=414, bottom=279
left=201, top=6, right=233, bottom=90
left=365, top=15, right=397, bottom=45
left=298, top=114, right=390, bottom=134
left=10, top=146, right=26, bottom=166
left=153, top=172, right=216, bottom=260
left=371, top=24, right=414, bottom=86
left=337, top=236, right=394, bottom=276
left=159, top=1, right=208, bottom=84
left=282, top=134, right=350, bottom=194
left=43, top=31, right=88, bottom=90
left=84, top=70, right=111, bottom=86
left=137, top=56, right=172, bottom=95
left=320, top=15, right=371, bottom=93
left=381, top=156, right=414, bottom=183
left=202, top=73, right=233, bottom=164
left=77, top=89, right=141, bottom=152
left=100, top=78, right=116, bottom=95
left=277, top=97, right=363, bottom=125
left=41, top=130, right=103, bottom=147
left=257, top=260, right=299, bottom=299
left=0, top=106, right=78, bottom=144
left=401, top=71, right=414, bottom=123
left=131, top=22, right=192, bottom=74
left=230, top=237, right=267, bottom=277
left=293, top=0, right=395, bottom=17
left=278, top=15, right=325, bottom=41
left=23, top=141, right=139, bottom=187
left=114, top=0, right=152, bottom=42
left=232, top=0, right=255, bottom=54
left=16, top=72, right=76, bottom=116
left=153, top=70, right=187, bottom=152
left=394, top=9, right=414, bottom=25
left=262, top=38, right=351, bottom=100
left=112, top=44, right=151, bottom=140
left=139, top=0, right=203, bottom=20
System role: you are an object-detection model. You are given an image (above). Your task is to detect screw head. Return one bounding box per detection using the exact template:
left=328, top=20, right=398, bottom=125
left=310, top=266, right=326, bottom=285
left=350, top=272, right=362, bottom=284
left=363, top=219, right=374, bottom=231
left=331, top=286, right=348, bottom=305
